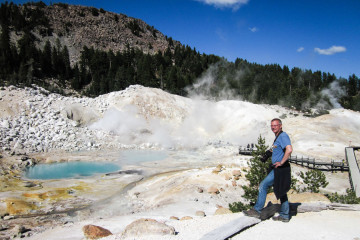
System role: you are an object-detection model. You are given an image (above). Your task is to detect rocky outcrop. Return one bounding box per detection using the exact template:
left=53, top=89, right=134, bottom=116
left=0, top=85, right=133, bottom=155
left=0, top=84, right=193, bottom=155
left=0, top=86, right=104, bottom=154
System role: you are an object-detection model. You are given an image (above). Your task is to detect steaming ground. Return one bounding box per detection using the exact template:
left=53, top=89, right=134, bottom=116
left=1, top=84, right=359, bottom=159
left=85, top=86, right=360, bottom=160
left=1, top=85, right=360, bottom=239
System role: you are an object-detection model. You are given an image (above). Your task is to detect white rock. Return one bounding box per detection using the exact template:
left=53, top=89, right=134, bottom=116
left=1, top=120, right=9, bottom=128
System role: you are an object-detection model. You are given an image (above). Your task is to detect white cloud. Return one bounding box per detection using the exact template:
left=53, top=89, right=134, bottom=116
left=249, top=27, right=258, bottom=32
left=196, top=0, right=249, bottom=10
left=297, top=47, right=304, bottom=52
left=314, top=45, right=346, bottom=55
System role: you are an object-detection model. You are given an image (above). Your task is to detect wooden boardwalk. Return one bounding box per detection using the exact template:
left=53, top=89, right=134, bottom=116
left=238, top=147, right=253, bottom=156
left=345, top=147, right=360, bottom=197
left=288, top=155, right=348, bottom=172
left=238, top=146, right=349, bottom=172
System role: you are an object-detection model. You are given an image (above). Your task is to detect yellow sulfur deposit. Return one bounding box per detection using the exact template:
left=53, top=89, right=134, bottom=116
left=5, top=198, right=37, bottom=215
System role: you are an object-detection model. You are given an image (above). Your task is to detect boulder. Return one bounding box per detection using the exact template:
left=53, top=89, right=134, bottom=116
left=122, top=218, right=175, bottom=238
left=207, top=186, right=220, bottom=194
left=82, top=224, right=112, bottom=240
left=63, top=103, right=99, bottom=126
left=180, top=216, right=193, bottom=221
left=195, top=211, right=206, bottom=217
left=214, top=207, right=232, bottom=215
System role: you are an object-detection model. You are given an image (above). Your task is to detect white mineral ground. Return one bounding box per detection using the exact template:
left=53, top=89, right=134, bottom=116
left=0, top=85, right=359, bottom=240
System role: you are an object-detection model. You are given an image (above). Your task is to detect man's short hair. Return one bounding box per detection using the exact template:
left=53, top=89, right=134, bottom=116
left=271, top=118, right=282, bottom=125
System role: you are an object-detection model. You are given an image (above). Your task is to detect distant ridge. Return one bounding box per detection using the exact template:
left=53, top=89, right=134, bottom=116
left=9, top=2, right=180, bottom=65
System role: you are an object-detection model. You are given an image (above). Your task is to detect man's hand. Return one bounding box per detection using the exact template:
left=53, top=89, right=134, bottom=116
left=273, top=145, right=292, bottom=168
left=273, top=162, right=282, bottom=168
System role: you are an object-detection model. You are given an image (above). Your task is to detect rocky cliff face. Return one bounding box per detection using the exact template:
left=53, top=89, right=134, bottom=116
left=14, top=3, right=180, bottom=65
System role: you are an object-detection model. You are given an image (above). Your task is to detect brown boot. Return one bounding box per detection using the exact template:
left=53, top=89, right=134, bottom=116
left=243, top=209, right=261, bottom=219
left=272, top=215, right=290, bottom=222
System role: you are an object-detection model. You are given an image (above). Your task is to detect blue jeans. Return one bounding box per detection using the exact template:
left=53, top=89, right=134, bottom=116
left=253, top=170, right=290, bottom=219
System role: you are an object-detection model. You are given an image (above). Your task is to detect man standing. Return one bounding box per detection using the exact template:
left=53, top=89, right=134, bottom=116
left=244, top=118, right=292, bottom=222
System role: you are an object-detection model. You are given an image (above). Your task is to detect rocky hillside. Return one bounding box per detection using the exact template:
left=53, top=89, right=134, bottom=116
left=10, top=3, right=180, bottom=65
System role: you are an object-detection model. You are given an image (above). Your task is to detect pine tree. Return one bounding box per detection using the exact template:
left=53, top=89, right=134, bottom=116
left=114, top=66, right=124, bottom=91
left=71, top=64, right=81, bottom=90
left=348, top=74, right=358, bottom=97
left=61, top=45, right=71, bottom=80
left=241, top=135, right=270, bottom=204
left=0, top=22, right=12, bottom=78
left=41, top=40, right=52, bottom=76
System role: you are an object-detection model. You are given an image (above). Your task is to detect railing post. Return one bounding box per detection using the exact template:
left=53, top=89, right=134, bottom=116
left=312, top=158, right=315, bottom=169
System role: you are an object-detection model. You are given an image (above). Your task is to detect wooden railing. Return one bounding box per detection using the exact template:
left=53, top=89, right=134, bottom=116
left=238, top=146, right=349, bottom=172
left=288, top=155, right=348, bottom=172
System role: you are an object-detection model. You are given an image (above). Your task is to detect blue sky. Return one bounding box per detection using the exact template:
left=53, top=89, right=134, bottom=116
left=9, top=0, right=360, bottom=79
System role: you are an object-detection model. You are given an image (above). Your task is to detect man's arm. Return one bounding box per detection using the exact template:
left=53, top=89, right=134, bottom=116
left=274, top=145, right=292, bottom=168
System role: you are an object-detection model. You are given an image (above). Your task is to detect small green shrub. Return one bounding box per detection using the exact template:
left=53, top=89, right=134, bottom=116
left=229, top=201, right=251, bottom=213
left=299, top=169, right=328, bottom=193
left=327, top=188, right=360, bottom=204
left=290, top=175, right=300, bottom=192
